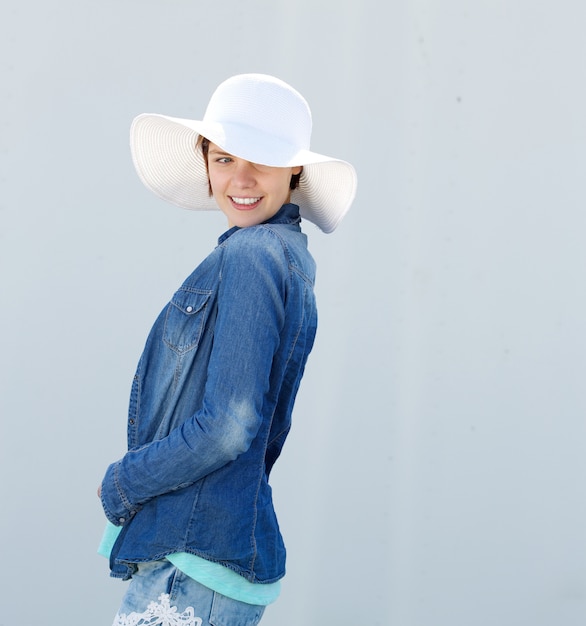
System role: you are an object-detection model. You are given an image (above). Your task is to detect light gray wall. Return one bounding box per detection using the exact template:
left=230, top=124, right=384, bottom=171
left=1, top=2, right=585, bottom=625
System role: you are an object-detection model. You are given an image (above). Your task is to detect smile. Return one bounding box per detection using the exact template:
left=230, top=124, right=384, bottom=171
left=230, top=196, right=262, bottom=206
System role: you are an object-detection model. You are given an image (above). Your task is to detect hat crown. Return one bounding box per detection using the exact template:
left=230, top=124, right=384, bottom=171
left=203, top=74, right=312, bottom=152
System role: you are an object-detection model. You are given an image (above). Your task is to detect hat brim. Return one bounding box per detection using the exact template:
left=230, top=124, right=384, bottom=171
left=130, top=113, right=357, bottom=233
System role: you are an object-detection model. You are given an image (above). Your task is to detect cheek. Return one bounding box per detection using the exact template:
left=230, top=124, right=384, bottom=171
left=208, top=170, right=223, bottom=192
left=271, top=173, right=294, bottom=196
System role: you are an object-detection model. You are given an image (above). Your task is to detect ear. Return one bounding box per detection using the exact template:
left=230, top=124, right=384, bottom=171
left=292, top=165, right=303, bottom=175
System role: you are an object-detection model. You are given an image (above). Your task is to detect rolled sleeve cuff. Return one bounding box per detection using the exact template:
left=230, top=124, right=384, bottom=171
left=100, top=461, right=138, bottom=526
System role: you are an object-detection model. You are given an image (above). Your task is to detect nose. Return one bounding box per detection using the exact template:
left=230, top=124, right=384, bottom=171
left=232, top=160, right=256, bottom=188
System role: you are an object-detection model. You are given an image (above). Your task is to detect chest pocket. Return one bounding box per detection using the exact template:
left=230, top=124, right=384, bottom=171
left=163, top=288, right=213, bottom=354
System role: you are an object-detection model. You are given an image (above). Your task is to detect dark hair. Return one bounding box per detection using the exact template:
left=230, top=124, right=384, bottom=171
left=289, top=169, right=302, bottom=191
left=196, top=135, right=213, bottom=196
left=196, top=135, right=302, bottom=193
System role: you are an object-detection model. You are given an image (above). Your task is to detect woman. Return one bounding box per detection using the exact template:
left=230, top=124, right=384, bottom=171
left=98, top=73, right=357, bottom=626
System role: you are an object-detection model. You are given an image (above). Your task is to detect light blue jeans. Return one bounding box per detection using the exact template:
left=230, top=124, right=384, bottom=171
left=112, top=560, right=265, bottom=626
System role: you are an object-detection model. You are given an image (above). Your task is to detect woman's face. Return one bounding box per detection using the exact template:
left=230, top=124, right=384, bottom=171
left=207, top=143, right=302, bottom=229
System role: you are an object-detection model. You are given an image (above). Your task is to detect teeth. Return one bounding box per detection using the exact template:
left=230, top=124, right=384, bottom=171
left=231, top=197, right=260, bottom=205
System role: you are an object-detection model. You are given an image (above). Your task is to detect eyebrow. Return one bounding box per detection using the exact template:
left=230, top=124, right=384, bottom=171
left=208, top=147, right=232, bottom=157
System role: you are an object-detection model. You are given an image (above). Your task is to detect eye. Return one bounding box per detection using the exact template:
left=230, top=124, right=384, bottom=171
left=212, top=155, right=233, bottom=164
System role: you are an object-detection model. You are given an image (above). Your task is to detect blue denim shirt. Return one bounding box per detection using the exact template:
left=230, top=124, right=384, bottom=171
left=100, top=204, right=317, bottom=584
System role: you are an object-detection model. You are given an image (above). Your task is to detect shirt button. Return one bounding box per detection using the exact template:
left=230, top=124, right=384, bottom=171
left=119, top=517, right=125, bottom=524
left=186, top=306, right=193, bottom=313
left=129, top=419, right=135, bottom=425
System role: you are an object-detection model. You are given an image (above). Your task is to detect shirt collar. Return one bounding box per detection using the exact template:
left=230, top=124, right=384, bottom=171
left=218, top=203, right=301, bottom=245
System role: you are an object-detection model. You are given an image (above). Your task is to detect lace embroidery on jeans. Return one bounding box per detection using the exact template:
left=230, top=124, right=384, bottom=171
left=113, top=593, right=203, bottom=626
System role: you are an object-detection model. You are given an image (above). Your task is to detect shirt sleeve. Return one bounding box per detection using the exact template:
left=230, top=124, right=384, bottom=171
left=100, top=228, right=288, bottom=525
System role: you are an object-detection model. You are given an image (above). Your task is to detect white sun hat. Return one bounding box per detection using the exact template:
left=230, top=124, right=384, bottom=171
left=130, top=73, right=357, bottom=233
